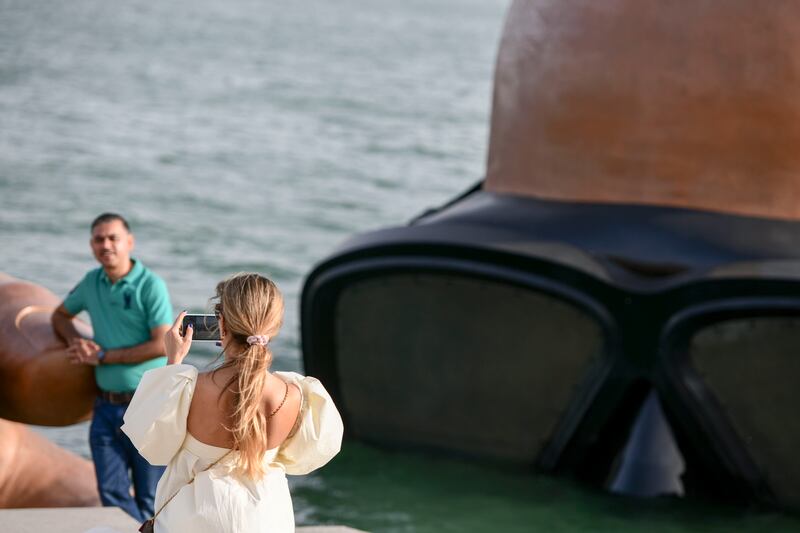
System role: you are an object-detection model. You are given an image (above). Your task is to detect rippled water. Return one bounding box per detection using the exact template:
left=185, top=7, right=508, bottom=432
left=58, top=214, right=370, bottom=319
left=2, top=0, right=799, bottom=531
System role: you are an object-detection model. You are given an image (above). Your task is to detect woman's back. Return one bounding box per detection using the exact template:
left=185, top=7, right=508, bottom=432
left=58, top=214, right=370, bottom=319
left=187, top=368, right=302, bottom=451
left=122, top=364, right=342, bottom=533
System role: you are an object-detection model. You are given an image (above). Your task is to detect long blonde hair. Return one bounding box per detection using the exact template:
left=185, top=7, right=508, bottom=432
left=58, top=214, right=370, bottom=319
left=212, top=272, right=284, bottom=480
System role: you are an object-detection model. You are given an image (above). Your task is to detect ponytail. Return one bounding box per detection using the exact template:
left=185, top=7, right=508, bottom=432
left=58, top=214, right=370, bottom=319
left=212, top=272, right=284, bottom=480
left=230, top=343, right=271, bottom=479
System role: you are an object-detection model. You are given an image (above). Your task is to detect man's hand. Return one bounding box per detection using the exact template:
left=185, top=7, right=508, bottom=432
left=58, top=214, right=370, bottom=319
left=67, top=338, right=102, bottom=366
left=165, top=311, right=193, bottom=365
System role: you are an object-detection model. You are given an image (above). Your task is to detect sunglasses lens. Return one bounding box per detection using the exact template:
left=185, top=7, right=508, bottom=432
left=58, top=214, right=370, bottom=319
left=334, top=273, right=606, bottom=462
left=689, top=316, right=800, bottom=507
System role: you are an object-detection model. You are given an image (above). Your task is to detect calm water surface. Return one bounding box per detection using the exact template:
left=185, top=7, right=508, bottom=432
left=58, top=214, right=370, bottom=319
left=1, top=0, right=798, bottom=530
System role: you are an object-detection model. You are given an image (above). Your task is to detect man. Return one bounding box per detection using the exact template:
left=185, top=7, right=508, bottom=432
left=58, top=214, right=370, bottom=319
left=52, top=213, right=173, bottom=522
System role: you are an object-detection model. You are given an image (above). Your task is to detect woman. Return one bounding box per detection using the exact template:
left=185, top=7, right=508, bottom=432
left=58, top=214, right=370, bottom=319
left=121, top=273, right=343, bottom=532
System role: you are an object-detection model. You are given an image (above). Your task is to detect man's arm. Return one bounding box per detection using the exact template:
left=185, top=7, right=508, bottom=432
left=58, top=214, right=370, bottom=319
left=51, top=303, right=84, bottom=344
left=101, top=325, right=170, bottom=365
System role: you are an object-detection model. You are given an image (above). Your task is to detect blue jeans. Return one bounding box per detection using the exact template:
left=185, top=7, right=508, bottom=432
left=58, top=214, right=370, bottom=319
left=89, top=397, right=165, bottom=522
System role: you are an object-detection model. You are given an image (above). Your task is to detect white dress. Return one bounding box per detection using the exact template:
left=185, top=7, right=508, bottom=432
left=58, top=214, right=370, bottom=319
left=121, top=364, right=344, bottom=533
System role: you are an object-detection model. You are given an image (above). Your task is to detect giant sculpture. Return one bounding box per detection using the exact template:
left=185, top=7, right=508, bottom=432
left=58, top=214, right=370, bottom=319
left=0, top=273, right=99, bottom=507
left=302, top=0, right=800, bottom=510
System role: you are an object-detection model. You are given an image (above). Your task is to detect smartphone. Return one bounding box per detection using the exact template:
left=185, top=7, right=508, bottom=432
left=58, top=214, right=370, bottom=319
left=181, top=314, right=220, bottom=342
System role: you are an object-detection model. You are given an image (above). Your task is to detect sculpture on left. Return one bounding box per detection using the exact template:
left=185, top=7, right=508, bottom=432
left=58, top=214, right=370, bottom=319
left=0, top=272, right=100, bottom=507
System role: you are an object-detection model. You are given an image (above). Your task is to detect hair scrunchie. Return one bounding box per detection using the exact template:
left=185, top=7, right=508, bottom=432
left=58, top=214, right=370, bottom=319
left=246, top=335, right=270, bottom=346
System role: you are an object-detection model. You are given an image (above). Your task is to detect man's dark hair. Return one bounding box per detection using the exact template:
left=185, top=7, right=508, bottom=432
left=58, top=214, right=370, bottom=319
left=90, top=213, right=131, bottom=232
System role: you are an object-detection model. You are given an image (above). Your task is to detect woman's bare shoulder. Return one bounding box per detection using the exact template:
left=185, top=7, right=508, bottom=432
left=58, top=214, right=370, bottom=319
left=196, top=367, right=233, bottom=391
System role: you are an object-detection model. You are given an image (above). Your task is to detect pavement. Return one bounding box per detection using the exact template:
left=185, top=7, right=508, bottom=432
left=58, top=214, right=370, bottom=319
left=0, top=507, right=366, bottom=533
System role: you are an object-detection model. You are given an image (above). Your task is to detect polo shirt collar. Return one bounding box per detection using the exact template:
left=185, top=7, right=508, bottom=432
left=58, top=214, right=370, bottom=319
left=101, top=258, right=144, bottom=286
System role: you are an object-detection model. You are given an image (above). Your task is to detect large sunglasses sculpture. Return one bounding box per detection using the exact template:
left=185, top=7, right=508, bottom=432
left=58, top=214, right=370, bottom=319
left=301, top=0, right=800, bottom=510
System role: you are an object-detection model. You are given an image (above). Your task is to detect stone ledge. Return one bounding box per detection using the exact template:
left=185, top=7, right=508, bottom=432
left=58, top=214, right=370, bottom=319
left=0, top=507, right=367, bottom=532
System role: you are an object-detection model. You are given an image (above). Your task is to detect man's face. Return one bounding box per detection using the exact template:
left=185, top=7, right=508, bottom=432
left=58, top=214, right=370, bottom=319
left=90, top=220, right=134, bottom=270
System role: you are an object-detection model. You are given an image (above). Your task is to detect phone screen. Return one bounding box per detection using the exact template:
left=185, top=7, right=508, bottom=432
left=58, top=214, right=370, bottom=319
left=181, top=314, right=220, bottom=341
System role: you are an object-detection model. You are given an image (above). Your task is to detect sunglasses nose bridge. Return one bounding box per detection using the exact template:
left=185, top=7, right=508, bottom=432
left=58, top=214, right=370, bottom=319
left=605, top=292, right=671, bottom=377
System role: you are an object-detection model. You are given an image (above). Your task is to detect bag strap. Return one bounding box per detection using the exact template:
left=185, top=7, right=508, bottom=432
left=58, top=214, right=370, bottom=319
left=151, top=450, right=232, bottom=520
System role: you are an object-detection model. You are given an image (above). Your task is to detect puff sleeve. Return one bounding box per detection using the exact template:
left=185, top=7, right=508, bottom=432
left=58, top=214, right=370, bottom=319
left=274, top=372, right=344, bottom=475
left=121, top=364, right=198, bottom=465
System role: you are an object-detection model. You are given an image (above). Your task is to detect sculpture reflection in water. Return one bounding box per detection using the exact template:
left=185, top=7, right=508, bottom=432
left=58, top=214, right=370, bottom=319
left=301, top=0, right=800, bottom=510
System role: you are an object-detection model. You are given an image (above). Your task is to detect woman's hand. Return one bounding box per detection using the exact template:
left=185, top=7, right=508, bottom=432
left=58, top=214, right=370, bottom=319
left=165, top=311, right=193, bottom=365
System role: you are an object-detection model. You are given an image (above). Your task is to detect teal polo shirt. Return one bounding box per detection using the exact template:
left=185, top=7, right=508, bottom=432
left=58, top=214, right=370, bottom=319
left=63, top=258, right=173, bottom=392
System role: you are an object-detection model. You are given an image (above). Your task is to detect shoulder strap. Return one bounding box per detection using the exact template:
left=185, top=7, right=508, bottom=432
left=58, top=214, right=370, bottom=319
left=286, top=383, right=305, bottom=439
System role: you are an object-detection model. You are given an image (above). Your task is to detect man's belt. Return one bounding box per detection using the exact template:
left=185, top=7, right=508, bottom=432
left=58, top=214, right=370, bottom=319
left=99, top=390, right=136, bottom=405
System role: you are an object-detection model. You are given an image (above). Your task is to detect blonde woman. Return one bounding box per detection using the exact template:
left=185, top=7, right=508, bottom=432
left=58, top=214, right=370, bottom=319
left=121, top=273, right=343, bottom=532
